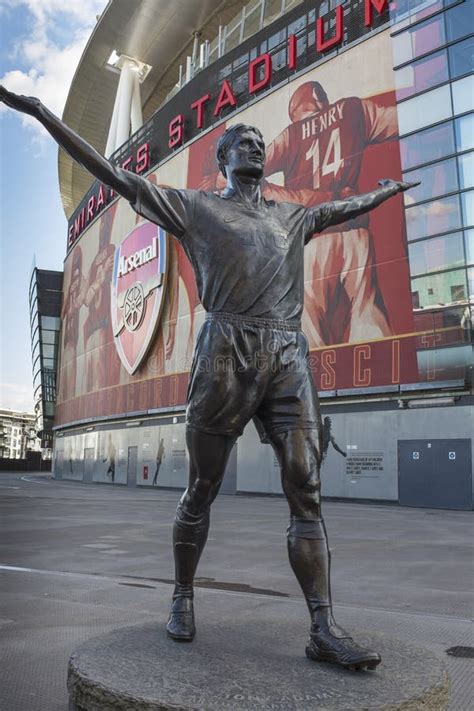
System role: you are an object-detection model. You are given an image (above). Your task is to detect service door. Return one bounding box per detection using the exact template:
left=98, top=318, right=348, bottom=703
left=127, top=446, right=138, bottom=488
left=84, top=448, right=95, bottom=483
left=398, top=439, right=472, bottom=510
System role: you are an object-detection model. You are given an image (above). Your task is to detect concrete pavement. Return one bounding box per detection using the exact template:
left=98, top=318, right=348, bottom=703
left=0, top=471, right=472, bottom=710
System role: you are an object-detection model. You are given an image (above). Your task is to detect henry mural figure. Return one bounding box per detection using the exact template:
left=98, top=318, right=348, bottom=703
left=264, top=81, right=399, bottom=346
left=1, top=85, right=418, bottom=671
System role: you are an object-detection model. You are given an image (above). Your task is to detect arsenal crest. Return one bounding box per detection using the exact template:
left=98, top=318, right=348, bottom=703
left=111, top=222, right=168, bottom=374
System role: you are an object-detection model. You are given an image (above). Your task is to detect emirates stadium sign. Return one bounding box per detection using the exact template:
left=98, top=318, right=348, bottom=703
left=67, top=0, right=390, bottom=249
left=111, top=222, right=168, bottom=374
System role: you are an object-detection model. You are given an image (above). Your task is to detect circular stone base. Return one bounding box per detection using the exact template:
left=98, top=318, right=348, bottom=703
left=68, top=622, right=448, bottom=711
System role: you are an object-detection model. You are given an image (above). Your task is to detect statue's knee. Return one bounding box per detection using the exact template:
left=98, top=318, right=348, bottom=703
left=177, top=481, right=213, bottom=524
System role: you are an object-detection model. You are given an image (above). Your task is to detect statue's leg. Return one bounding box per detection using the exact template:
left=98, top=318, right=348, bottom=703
left=268, top=428, right=381, bottom=671
left=167, top=428, right=236, bottom=641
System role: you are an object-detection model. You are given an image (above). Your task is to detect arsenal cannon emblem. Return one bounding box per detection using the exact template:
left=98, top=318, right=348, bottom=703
left=111, top=222, right=168, bottom=374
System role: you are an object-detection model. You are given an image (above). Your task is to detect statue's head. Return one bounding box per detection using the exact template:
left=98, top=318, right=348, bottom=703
left=216, top=123, right=265, bottom=181
left=289, top=81, right=329, bottom=122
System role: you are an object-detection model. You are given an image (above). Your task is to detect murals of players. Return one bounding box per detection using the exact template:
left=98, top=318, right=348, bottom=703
left=82, top=203, right=118, bottom=394
left=60, top=246, right=87, bottom=403
left=153, top=434, right=166, bottom=486
left=103, top=433, right=116, bottom=483
left=52, top=30, right=419, bottom=421
left=264, top=80, right=398, bottom=347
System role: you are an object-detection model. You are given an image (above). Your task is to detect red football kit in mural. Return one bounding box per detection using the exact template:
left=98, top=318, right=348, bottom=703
left=265, top=96, right=398, bottom=346
left=82, top=205, right=118, bottom=393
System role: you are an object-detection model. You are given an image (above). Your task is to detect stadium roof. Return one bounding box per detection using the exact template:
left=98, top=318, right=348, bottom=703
left=59, top=0, right=248, bottom=218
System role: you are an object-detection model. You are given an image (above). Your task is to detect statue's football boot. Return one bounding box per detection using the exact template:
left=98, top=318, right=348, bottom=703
left=166, top=595, right=195, bottom=642
left=305, top=619, right=381, bottom=671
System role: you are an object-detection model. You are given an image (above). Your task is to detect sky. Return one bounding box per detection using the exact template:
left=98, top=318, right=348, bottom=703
left=0, top=0, right=108, bottom=413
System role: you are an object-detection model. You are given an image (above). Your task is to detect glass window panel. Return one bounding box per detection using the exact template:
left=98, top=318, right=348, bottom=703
left=42, top=344, right=56, bottom=359
left=41, top=330, right=57, bottom=345
left=403, top=157, right=458, bottom=203
left=405, top=194, right=462, bottom=240
left=224, top=26, right=241, bottom=53
left=455, top=113, right=474, bottom=152
left=408, top=232, right=465, bottom=276
left=412, top=0, right=446, bottom=23
left=397, top=84, right=452, bottom=134
left=399, top=120, right=455, bottom=170
left=452, top=74, right=474, bottom=115
left=393, top=31, right=413, bottom=66
left=392, top=14, right=445, bottom=65
left=446, top=1, right=474, bottom=42
left=468, top=266, right=474, bottom=297
left=449, top=37, right=474, bottom=80
left=461, top=189, right=474, bottom=225
left=288, top=14, right=306, bottom=35
left=458, top=152, right=474, bottom=189
left=391, top=0, right=443, bottom=29
left=233, top=52, right=248, bottom=69
left=411, top=269, right=467, bottom=307
left=243, top=7, right=262, bottom=40
left=264, top=0, right=283, bottom=26
left=43, top=358, right=55, bottom=369
left=41, top=316, right=60, bottom=330
left=465, top=229, right=474, bottom=264
left=267, top=28, right=286, bottom=51
left=395, top=49, right=449, bottom=101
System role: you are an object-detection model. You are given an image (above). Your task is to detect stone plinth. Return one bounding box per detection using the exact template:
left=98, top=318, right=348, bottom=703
left=68, top=621, right=448, bottom=710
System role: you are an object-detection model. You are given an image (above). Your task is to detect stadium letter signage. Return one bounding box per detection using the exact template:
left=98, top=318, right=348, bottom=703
left=167, top=0, right=387, bottom=146
left=67, top=0, right=388, bottom=248
left=111, top=222, right=168, bottom=375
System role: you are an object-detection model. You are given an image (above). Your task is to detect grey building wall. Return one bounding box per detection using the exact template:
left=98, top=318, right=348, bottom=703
left=53, top=400, right=473, bottom=509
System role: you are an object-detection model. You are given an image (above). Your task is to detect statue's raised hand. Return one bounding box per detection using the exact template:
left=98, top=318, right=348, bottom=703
left=0, top=85, right=41, bottom=116
left=378, top=178, right=421, bottom=193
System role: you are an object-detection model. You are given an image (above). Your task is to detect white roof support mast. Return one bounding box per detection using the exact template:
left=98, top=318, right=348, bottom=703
left=105, top=53, right=152, bottom=157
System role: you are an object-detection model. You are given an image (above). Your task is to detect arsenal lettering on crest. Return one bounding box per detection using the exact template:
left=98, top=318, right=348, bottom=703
left=111, top=223, right=168, bottom=374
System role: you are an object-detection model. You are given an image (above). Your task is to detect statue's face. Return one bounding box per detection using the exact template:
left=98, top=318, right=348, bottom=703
left=225, top=129, right=266, bottom=179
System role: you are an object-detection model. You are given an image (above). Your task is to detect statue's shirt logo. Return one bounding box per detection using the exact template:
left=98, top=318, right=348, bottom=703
left=111, top=222, right=168, bottom=374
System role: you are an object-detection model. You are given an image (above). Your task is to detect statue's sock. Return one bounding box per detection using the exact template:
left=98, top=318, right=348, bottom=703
left=172, top=504, right=210, bottom=597
left=286, top=516, right=333, bottom=624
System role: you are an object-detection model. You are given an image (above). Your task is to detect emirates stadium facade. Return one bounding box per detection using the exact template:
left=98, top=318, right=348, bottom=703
left=50, top=0, right=473, bottom=509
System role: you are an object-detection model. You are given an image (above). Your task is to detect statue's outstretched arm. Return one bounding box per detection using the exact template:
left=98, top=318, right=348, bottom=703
left=305, top=178, right=420, bottom=239
left=0, top=86, right=140, bottom=204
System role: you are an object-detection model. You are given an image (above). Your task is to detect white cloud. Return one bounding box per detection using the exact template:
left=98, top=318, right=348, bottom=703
left=0, top=382, right=34, bottom=413
left=1, top=0, right=108, bottom=141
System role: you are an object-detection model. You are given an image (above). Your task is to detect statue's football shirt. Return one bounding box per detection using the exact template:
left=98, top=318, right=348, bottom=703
left=130, top=185, right=337, bottom=322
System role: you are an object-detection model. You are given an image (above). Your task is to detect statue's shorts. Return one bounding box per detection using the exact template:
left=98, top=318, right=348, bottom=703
left=185, top=312, right=320, bottom=442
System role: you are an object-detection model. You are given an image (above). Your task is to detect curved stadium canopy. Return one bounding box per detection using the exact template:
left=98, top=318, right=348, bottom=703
left=59, top=0, right=248, bottom=218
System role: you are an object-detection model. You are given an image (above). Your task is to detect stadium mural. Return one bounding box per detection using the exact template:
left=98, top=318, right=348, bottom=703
left=55, top=28, right=468, bottom=427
